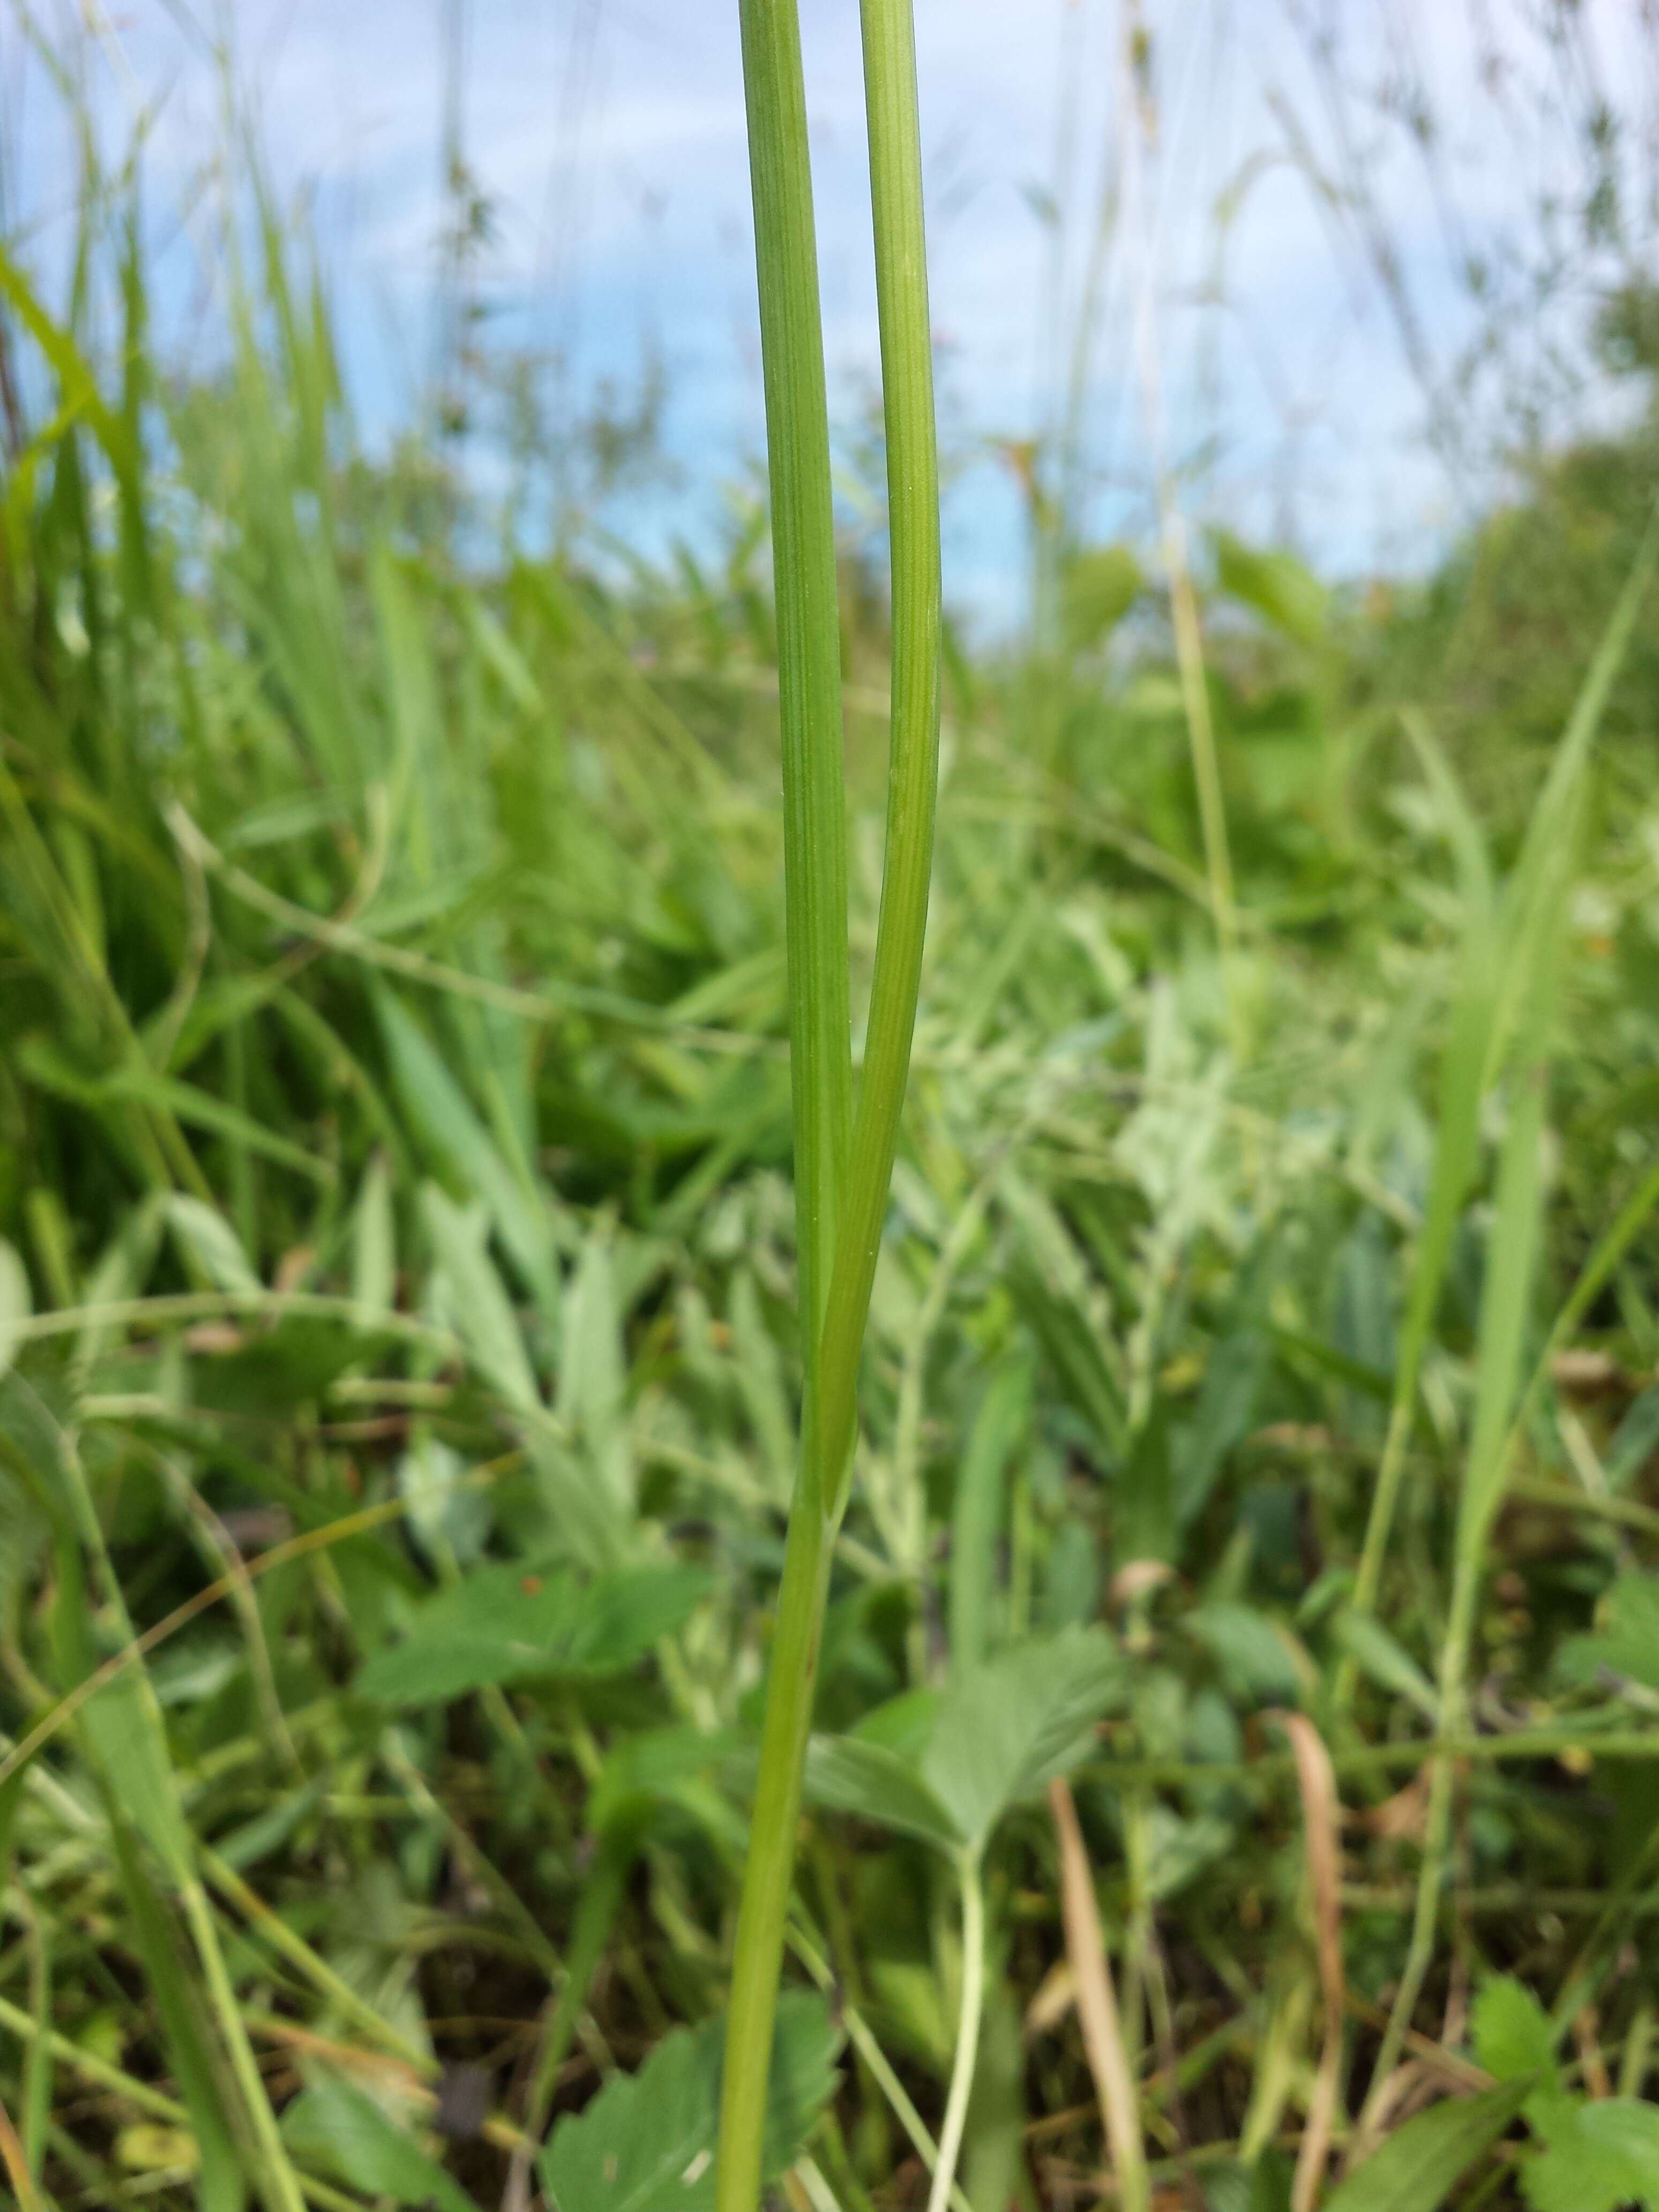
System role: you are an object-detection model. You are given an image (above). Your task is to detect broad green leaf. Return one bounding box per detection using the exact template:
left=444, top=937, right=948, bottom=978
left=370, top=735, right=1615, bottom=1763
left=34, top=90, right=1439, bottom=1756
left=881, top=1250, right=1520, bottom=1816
left=1324, top=2080, right=1533, bottom=2210
left=850, top=1685, right=941, bottom=1761
left=920, top=1628, right=1128, bottom=1854
left=802, top=1733, right=962, bottom=1853
left=1523, top=2099, right=1659, bottom=2212
left=525, top=1421, right=634, bottom=1571
left=566, top=1564, right=713, bottom=1669
left=281, top=2075, right=479, bottom=2212
left=539, top=1992, right=840, bottom=2212
left=356, top=1561, right=711, bottom=1706
left=0, top=1239, right=31, bottom=1379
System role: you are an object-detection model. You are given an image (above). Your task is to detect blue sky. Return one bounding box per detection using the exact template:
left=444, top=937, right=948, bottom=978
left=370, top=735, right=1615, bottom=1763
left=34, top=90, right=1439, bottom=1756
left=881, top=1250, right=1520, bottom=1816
left=6, top=0, right=1654, bottom=626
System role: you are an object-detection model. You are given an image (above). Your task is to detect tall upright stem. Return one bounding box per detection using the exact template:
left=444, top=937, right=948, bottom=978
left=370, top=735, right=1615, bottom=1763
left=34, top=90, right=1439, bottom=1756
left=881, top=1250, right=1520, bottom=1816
left=811, top=0, right=940, bottom=1512
left=1118, top=0, right=1242, bottom=1056
left=719, top=2, right=938, bottom=2206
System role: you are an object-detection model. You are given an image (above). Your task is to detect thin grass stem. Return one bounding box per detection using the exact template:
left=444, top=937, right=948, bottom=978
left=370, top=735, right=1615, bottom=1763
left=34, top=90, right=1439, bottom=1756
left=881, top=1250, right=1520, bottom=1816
left=925, top=1854, right=985, bottom=2212
left=719, top=4, right=938, bottom=2201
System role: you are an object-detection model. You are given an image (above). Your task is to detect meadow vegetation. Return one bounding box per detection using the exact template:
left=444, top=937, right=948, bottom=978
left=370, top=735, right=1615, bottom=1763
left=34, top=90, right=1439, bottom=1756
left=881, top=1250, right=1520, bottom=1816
left=5, top=25, right=1659, bottom=2212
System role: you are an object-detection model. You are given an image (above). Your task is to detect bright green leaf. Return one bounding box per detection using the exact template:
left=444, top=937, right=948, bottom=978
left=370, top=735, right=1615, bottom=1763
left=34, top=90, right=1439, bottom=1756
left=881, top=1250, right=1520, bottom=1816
left=1471, top=1976, right=1558, bottom=2120
left=920, top=1627, right=1128, bottom=1854
left=1523, top=2098, right=1659, bottom=2212
left=1322, top=2081, right=1533, bottom=2211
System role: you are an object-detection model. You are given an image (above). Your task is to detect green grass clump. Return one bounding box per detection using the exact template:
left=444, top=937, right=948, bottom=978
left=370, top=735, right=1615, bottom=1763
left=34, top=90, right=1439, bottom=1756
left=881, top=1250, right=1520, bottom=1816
left=6, top=39, right=1659, bottom=2212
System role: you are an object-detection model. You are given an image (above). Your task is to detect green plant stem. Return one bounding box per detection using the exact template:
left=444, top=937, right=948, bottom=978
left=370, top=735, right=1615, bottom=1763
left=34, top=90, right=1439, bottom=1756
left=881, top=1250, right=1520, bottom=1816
left=926, top=1852, right=985, bottom=2212
left=720, top=3, right=938, bottom=2207
left=787, top=1919, right=973, bottom=2212
left=810, top=0, right=940, bottom=1514
left=720, top=1490, right=835, bottom=2212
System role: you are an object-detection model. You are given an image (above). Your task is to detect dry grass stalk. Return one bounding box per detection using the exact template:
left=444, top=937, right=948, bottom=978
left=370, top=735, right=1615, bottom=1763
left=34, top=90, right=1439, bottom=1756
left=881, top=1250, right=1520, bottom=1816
left=1271, top=1712, right=1346, bottom=2212
left=1048, top=1775, right=1150, bottom=2212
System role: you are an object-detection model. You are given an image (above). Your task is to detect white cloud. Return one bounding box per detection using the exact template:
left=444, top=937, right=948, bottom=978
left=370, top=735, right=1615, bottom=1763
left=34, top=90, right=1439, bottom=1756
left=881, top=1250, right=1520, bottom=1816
left=6, top=0, right=1655, bottom=618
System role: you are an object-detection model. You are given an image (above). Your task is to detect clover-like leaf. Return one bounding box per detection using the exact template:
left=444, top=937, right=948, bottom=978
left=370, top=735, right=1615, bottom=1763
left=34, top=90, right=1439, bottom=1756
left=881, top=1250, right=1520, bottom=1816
left=1523, top=2098, right=1659, bottom=2212
left=539, top=1992, right=840, bottom=2211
